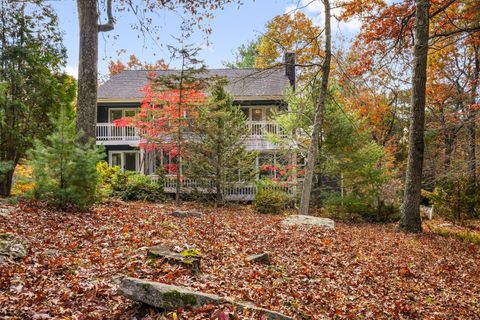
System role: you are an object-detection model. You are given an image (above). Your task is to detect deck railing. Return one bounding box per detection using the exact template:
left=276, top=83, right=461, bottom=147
left=96, top=123, right=140, bottom=141
left=96, top=121, right=284, bottom=143
left=159, top=174, right=297, bottom=201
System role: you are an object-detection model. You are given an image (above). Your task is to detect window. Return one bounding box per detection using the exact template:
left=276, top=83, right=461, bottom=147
left=251, top=108, right=263, bottom=122
left=108, top=108, right=138, bottom=123
left=109, top=151, right=140, bottom=172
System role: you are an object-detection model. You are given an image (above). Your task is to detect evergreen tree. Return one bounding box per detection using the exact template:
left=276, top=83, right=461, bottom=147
left=28, top=107, right=103, bottom=210
left=185, top=81, right=256, bottom=205
left=273, top=85, right=393, bottom=219
left=224, top=38, right=260, bottom=69
left=0, top=1, right=73, bottom=196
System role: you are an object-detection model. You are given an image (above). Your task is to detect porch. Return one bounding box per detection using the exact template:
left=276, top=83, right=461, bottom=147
left=95, top=121, right=285, bottom=150
left=158, top=175, right=298, bottom=201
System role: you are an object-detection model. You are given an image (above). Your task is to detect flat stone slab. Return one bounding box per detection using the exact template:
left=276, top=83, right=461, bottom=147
left=0, top=233, right=27, bottom=260
left=246, top=253, right=270, bottom=264
left=281, top=215, right=335, bottom=229
left=170, top=210, right=202, bottom=218
left=119, top=277, right=293, bottom=320
left=0, top=207, right=11, bottom=218
left=147, top=245, right=201, bottom=274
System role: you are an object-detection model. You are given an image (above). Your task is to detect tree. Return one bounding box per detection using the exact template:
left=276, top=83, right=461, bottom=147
left=108, top=53, right=168, bottom=78
left=299, top=0, right=332, bottom=215
left=256, top=11, right=323, bottom=75
left=75, top=0, right=240, bottom=144
left=185, top=81, right=256, bottom=205
left=399, top=0, right=430, bottom=233
left=0, top=1, right=75, bottom=196
left=114, top=41, right=208, bottom=206
left=340, top=0, right=480, bottom=232
left=28, top=106, right=103, bottom=210
left=223, top=38, right=260, bottom=68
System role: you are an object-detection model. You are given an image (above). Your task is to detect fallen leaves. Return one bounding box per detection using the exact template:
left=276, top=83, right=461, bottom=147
left=0, top=200, right=479, bottom=319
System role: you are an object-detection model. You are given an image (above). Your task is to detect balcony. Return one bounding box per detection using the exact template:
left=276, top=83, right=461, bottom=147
left=96, top=121, right=285, bottom=149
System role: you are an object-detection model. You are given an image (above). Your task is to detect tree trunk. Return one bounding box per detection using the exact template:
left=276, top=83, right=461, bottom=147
left=467, top=44, right=479, bottom=182
left=299, top=0, right=331, bottom=215
left=0, top=168, right=14, bottom=197
left=76, top=1, right=99, bottom=143
left=399, top=0, right=430, bottom=233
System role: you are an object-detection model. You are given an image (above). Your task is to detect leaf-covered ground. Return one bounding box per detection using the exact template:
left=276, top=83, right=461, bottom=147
left=1, top=201, right=479, bottom=319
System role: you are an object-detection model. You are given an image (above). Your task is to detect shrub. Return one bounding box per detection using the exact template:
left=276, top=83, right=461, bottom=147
left=116, top=173, right=165, bottom=202
left=425, top=177, right=480, bottom=220
left=325, top=194, right=400, bottom=223
left=28, top=109, right=103, bottom=210
left=254, top=188, right=289, bottom=214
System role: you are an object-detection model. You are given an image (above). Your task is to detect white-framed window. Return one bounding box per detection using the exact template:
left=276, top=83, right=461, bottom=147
left=109, top=151, right=140, bottom=172
left=108, top=108, right=138, bottom=123
left=240, top=106, right=278, bottom=122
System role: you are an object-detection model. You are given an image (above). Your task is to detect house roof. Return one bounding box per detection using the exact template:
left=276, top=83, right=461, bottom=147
left=97, top=68, right=290, bottom=102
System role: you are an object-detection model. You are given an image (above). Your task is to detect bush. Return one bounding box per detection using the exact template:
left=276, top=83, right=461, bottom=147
left=254, top=188, right=289, bottom=214
left=425, top=177, right=480, bottom=220
left=118, top=173, right=165, bottom=202
left=28, top=109, right=103, bottom=210
left=325, top=194, right=400, bottom=223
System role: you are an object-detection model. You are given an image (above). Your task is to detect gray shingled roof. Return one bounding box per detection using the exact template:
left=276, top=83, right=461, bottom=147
left=98, top=68, right=290, bottom=100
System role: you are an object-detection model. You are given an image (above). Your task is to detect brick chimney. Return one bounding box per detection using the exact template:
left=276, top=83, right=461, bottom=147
left=284, top=52, right=296, bottom=91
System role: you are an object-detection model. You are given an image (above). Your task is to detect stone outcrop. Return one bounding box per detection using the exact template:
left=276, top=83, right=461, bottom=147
left=147, top=245, right=201, bottom=274
left=170, top=210, right=202, bottom=218
left=246, top=253, right=270, bottom=264
left=0, top=233, right=27, bottom=260
left=0, top=207, right=11, bottom=218
left=281, top=215, right=335, bottom=229
left=118, top=277, right=293, bottom=320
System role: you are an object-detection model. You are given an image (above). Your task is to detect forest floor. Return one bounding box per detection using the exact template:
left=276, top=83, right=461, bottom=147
left=1, top=200, right=479, bottom=319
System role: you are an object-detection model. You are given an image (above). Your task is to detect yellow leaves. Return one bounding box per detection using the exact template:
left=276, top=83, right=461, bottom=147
left=256, top=11, right=323, bottom=70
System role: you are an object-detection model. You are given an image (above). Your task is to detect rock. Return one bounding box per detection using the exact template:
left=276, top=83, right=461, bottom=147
left=119, top=277, right=221, bottom=309
left=44, top=249, right=59, bottom=257
left=0, top=207, right=10, bottom=218
left=0, top=233, right=27, bottom=259
left=147, top=245, right=201, bottom=274
left=119, top=277, right=293, bottom=320
left=246, top=253, right=270, bottom=264
left=229, top=299, right=293, bottom=320
left=170, top=210, right=202, bottom=218
left=281, top=215, right=335, bottom=229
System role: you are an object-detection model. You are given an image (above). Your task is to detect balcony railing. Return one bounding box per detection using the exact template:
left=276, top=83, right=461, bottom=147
left=96, top=123, right=140, bottom=142
left=160, top=174, right=297, bottom=201
left=96, top=121, right=284, bottom=144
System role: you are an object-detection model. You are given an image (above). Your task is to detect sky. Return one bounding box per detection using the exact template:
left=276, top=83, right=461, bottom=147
left=48, top=0, right=361, bottom=79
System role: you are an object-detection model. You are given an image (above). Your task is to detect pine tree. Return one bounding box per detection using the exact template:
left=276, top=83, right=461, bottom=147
left=185, top=81, right=256, bottom=205
left=28, top=107, right=103, bottom=210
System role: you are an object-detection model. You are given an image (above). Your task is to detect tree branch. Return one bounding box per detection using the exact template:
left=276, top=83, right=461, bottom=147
left=98, top=0, right=114, bottom=32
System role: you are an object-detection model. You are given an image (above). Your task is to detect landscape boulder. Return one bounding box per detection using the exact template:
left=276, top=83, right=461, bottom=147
left=119, top=277, right=220, bottom=309
left=0, top=233, right=27, bottom=260
left=147, top=245, right=201, bottom=274
left=0, top=207, right=11, bottom=218
left=281, top=215, right=335, bottom=229
left=170, top=210, right=202, bottom=218
left=246, top=253, right=270, bottom=264
left=118, top=277, right=293, bottom=320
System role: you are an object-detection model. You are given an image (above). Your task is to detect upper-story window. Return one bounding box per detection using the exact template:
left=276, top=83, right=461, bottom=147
left=108, top=108, right=138, bottom=123
left=241, top=106, right=278, bottom=122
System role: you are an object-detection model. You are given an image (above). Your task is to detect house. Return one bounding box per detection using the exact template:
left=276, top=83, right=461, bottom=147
left=96, top=53, right=296, bottom=199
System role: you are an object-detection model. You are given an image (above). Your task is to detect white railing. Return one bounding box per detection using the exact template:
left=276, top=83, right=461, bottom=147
left=96, top=123, right=140, bottom=142
left=161, top=175, right=297, bottom=201
left=96, top=121, right=284, bottom=143
left=246, top=121, right=284, bottom=138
